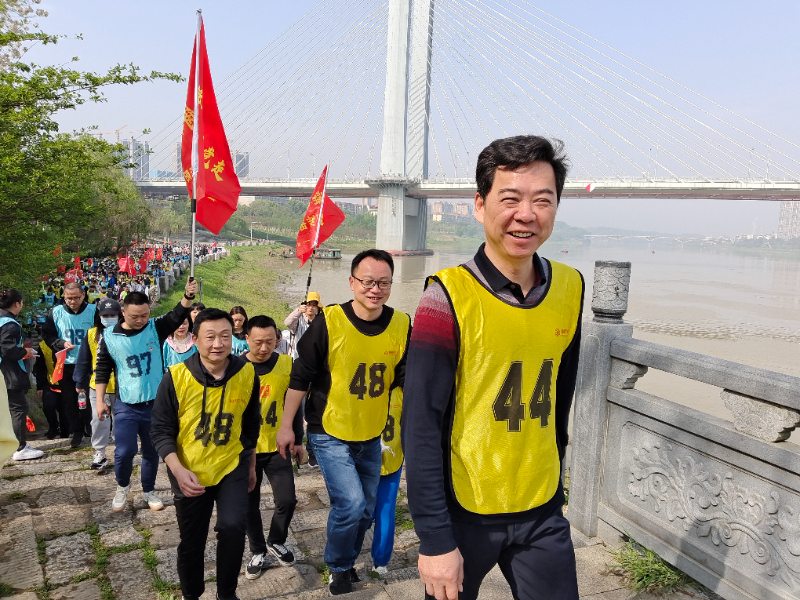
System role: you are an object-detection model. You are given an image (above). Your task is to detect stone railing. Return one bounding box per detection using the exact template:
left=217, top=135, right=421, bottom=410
left=569, top=261, right=800, bottom=600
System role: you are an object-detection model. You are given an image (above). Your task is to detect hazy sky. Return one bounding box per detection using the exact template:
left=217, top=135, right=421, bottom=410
left=28, top=1, right=800, bottom=237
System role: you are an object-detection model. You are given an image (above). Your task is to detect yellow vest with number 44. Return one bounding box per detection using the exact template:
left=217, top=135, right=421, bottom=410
left=324, top=305, right=409, bottom=442
left=431, top=260, right=582, bottom=515
left=256, top=354, right=292, bottom=454
left=171, top=360, right=256, bottom=487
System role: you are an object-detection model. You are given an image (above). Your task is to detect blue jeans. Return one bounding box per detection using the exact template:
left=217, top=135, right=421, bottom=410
left=371, top=466, right=403, bottom=567
left=309, top=432, right=381, bottom=572
left=113, top=400, right=159, bottom=492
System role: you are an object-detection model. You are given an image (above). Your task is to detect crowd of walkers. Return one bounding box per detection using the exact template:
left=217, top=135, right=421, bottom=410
left=1, top=136, right=585, bottom=600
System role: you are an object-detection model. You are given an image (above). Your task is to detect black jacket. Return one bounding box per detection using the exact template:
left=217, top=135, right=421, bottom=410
left=0, top=308, right=29, bottom=391
left=150, top=352, right=262, bottom=463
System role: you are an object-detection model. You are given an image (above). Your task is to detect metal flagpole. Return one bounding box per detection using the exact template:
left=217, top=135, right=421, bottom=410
left=304, top=165, right=328, bottom=298
left=189, top=9, right=202, bottom=281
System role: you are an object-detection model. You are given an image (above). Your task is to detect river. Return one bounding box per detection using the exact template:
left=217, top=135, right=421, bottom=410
left=270, top=241, right=800, bottom=422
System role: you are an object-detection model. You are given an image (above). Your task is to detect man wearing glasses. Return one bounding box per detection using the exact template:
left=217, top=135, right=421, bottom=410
left=277, top=249, right=410, bottom=595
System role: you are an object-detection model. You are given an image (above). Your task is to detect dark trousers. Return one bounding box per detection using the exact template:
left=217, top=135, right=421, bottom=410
left=42, top=387, right=69, bottom=436
left=112, top=400, right=158, bottom=492
left=59, top=365, right=91, bottom=439
left=425, top=501, right=578, bottom=600
left=170, top=456, right=250, bottom=600
left=7, top=387, right=28, bottom=450
left=246, top=451, right=297, bottom=553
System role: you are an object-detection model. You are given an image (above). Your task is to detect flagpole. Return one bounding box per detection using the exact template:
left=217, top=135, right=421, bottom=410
left=305, top=164, right=328, bottom=298
left=189, top=8, right=202, bottom=281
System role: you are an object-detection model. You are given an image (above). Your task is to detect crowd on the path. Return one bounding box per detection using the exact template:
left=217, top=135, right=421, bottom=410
left=0, top=136, right=585, bottom=600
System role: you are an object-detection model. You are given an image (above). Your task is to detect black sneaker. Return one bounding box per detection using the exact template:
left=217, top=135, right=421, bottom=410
left=90, top=452, right=108, bottom=471
left=267, top=542, right=295, bottom=566
left=329, top=571, right=352, bottom=596
left=45, top=429, right=57, bottom=440
left=245, top=553, right=267, bottom=580
left=70, top=432, right=83, bottom=449
left=308, top=454, right=319, bottom=468
left=348, top=567, right=361, bottom=583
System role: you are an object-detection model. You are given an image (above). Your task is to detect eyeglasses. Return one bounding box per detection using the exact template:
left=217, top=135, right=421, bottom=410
left=352, top=276, right=392, bottom=290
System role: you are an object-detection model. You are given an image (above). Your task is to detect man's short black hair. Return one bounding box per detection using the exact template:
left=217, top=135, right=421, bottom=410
left=476, top=135, right=569, bottom=203
left=351, top=249, right=394, bottom=276
left=123, top=291, right=149, bottom=306
left=193, top=308, right=234, bottom=335
left=247, top=315, right=278, bottom=335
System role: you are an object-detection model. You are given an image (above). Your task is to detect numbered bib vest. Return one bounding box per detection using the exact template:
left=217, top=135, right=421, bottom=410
left=87, top=327, right=115, bottom=393
left=256, top=354, right=292, bottom=454
left=231, top=336, right=249, bottom=357
left=52, top=304, right=96, bottom=365
left=0, top=317, right=26, bottom=372
left=171, top=360, right=256, bottom=486
left=162, top=340, right=198, bottom=371
left=324, top=305, right=410, bottom=442
left=38, top=341, right=55, bottom=384
left=381, top=387, right=404, bottom=476
left=103, top=320, right=162, bottom=404
left=44, top=293, right=55, bottom=307
left=431, top=260, right=582, bottom=515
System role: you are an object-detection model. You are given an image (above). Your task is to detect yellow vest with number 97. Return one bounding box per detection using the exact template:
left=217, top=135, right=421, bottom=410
left=324, top=305, right=409, bottom=442
left=171, top=360, right=255, bottom=487
left=431, top=260, right=582, bottom=515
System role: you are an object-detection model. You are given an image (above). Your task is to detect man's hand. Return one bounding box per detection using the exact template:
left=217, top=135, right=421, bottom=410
left=63, top=341, right=76, bottom=350
left=24, top=347, right=37, bottom=359
left=36, top=390, right=43, bottom=399
left=96, top=397, right=109, bottom=421
left=185, top=278, right=199, bottom=298
left=276, top=427, right=295, bottom=460
left=248, top=452, right=257, bottom=492
left=291, top=444, right=305, bottom=463
left=418, top=549, right=464, bottom=600
left=172, top=463, right=205, bottom=497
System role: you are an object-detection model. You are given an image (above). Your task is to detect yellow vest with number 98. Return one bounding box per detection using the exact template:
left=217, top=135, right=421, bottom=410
left=324, top=305, right=409, bottom=442
left=431, top=260, right=582, bottom=515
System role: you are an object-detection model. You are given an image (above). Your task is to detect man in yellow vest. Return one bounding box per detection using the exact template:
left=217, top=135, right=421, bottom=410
left=151, top=308, right=261, bottom=600
left=276, top=249, right=411, bottom=596
left=404, top=136, right=584, bottom=600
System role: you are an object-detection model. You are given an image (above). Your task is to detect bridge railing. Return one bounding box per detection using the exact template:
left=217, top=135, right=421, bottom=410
left=569, top=261, right=800, bottom=600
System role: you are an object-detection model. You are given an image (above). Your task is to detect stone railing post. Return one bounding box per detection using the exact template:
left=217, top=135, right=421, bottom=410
left=569, top=261, right=634, bottom=537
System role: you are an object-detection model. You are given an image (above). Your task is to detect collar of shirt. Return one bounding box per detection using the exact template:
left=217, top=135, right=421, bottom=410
left=473, top=243, right=547, bottom=303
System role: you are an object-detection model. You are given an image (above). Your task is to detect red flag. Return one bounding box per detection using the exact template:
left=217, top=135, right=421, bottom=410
left=296, top=166, right=346, bottom=267
left=51, top=349, right=68, bottom=383
left=156, top=248, right=163, bottom=260
left=73, top=256, right=80, bottom=269
left=139, top=258, right=148, bottom=273
left=64, top=268, right=82, bottom=283
left=181, top=18, right=241, bottom=235
left=87, top=258, right=94, bottom=267
left=26, top=415, right=35, bottom=432
left=118, top=257, right=130, bottom=274
left=585, top=183, right=595, bottom=192
left=144, top=248, right=155, bottom=261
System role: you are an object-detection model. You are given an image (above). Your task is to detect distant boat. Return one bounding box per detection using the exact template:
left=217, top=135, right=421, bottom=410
left=561, top=248, right=569, bottom=253
left=316, top=248, right=342, bottom=260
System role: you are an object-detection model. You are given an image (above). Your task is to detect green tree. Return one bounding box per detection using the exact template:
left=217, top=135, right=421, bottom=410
left=0, top=20, right=181, bottom=298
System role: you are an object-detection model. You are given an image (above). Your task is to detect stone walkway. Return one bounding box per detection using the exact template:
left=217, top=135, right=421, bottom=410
left=0, top=436, right=716, bottom=600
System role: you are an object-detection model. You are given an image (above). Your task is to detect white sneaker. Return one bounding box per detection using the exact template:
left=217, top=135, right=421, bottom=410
left=142, top=491, right=164, bottom=511
left=371, top=564, right=389, bottom=577
left=111, top=484, right=130, bottom=512
left=12, top=445, right=44, bottom=461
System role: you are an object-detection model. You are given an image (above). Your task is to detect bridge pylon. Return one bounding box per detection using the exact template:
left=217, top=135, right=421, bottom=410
left=375, top=0, right=435, bottom=254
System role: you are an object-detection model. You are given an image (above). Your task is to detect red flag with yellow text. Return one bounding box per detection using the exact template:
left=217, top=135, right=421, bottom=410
left=51, top=349, right=67, bottom=383
left=296, top=166, right=345, bottom=267
left=181, top=18, right=241, bottom=235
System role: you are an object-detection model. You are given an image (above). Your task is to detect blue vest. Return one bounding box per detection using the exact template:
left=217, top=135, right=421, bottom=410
left=52, top=304, right=96, bottom=365
left=104, top=320, right=163, bottom=404
left=162, top=339, right=198, bottom=371
left=0, top=316, right=26, bottom=372
left=44, top=293, right=55, bottom=307
left=232, top=336, right=249, bottom=356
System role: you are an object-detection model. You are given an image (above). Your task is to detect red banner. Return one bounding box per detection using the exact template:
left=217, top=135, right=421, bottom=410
left=181, top=18, right=241, bottom=235
left=139, top=258, right=148, bottom=273
left=144, top=248, right=155, bottom=261
left=51, top=349, right=67, bottom=383
left=64, top=268, right=82, bottom=284
left=156, top=248, right=163, bottom=260
left=296, top=166, right=345, bottom=267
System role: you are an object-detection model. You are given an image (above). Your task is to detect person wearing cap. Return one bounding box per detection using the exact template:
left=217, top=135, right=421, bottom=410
left=74, top=297, right=122, bottom=471
left=284, top=292, right=322, bottom=361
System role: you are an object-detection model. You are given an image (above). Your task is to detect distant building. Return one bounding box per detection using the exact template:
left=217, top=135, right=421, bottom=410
left=235, top=151, right=250, bottom=178
left=778, top=201, right=800, bottom=240
left=335, top=201, right=366, bottom=215
left=121, top=138, right=150, bottom=180
left=175, top=141, right=182, bottom=176
left=455, top=202, right=473, bottom=216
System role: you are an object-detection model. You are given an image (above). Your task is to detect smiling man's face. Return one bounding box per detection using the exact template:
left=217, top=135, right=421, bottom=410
left=475, top=161, right=558, bottom=264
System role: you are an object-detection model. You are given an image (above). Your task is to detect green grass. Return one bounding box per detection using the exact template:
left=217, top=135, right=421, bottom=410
left=608, top=539, right=697, bottom=594
left=36, top=535, right=47, bottom=564
left=1, top=473, right=29, bottom=481
left=563, top=469, right=570, bottom=506
left=395, top=505, right=414, bottom=533
left=0, top=581, right=15, bottom=597
left=151, top=247, right=293, bottom=323
left=316, top=563, right=331, bottom=585
left=6, top=492, right=25, bottom=501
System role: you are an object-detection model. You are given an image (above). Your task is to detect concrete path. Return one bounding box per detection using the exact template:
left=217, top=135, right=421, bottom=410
left=1, top=437, right=714, bottom=600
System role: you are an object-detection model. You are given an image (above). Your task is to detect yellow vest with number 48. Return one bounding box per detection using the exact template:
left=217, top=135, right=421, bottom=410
left=380, top=386, right=404, bottom=475
left=430, top=260, right=582, bottom=515
left=324, top=305, right=409, bottom=442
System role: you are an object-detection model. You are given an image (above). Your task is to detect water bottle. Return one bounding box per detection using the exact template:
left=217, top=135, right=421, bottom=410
left=78, top=391, right=87, bottom=410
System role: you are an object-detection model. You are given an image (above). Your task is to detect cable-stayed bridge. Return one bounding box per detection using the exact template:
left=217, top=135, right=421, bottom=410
left=135, top=0, right=800, bottom=252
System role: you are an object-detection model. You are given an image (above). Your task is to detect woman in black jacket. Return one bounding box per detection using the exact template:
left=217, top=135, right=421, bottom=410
left=0, top=289, right=43, bottom=461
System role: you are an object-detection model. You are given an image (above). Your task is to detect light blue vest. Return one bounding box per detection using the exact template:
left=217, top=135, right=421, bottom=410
left=104, top=320, right=163, bottom=404
left=162, top=339, right=198, bottom=371
left=0, top=316, right=26, bottom=372
left=232, top=336, right=249, bottom=356
left=52, top=304, right=97, bottom=365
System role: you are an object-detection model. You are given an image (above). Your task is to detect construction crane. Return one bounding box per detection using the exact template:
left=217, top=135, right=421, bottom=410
left=90, top=125, right=146, bottom=144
